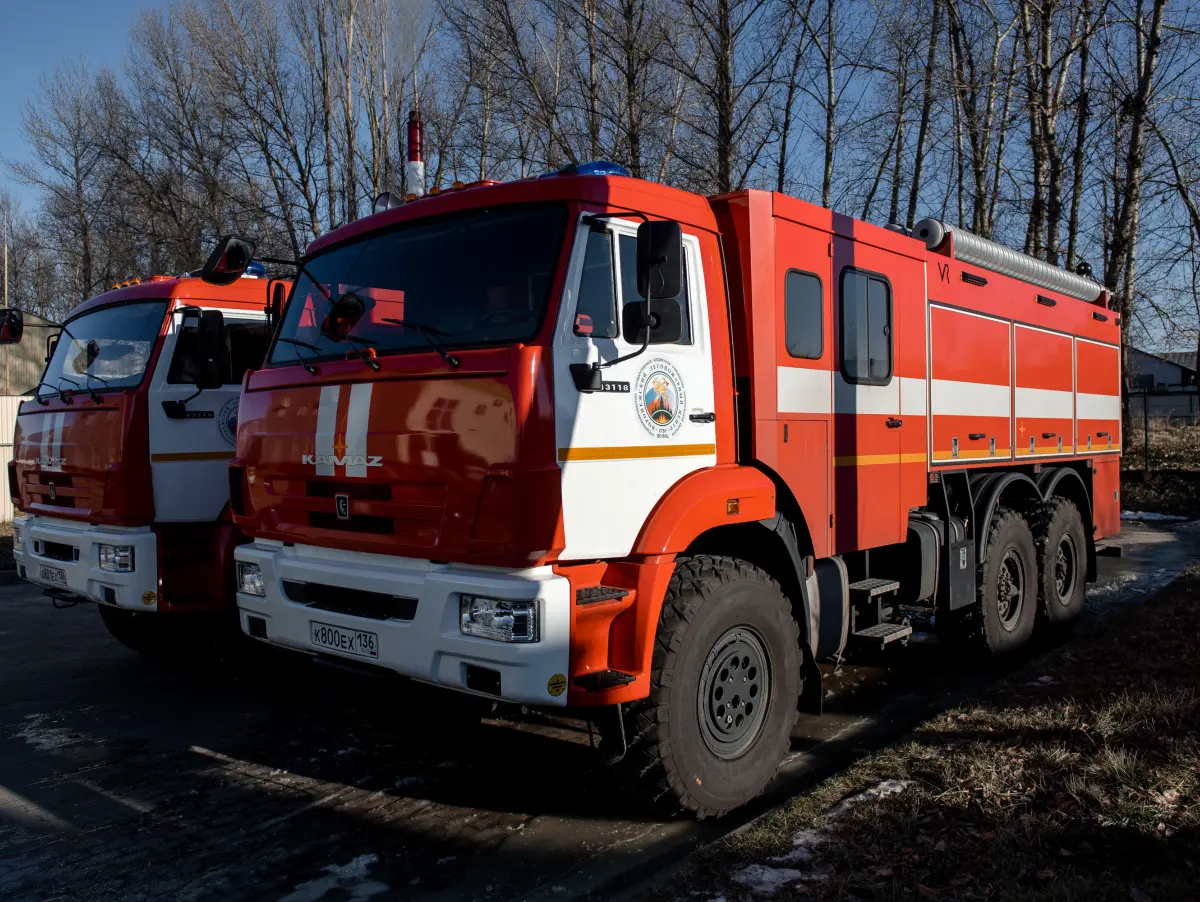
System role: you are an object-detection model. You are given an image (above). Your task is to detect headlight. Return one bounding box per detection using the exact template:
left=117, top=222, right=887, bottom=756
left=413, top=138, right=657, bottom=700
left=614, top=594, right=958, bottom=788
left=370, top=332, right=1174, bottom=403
left=237, top=561, right=266, bottom=596
left=98, top=544, right=135, bottom=572
left=459, top=595, right=539, bottom=643
left=11, top=527, right=21, bottom=551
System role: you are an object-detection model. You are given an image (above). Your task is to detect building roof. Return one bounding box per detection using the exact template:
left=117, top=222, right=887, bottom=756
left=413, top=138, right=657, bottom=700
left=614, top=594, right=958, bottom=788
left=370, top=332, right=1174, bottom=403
left=1156, top=351, right=1197, bottom=373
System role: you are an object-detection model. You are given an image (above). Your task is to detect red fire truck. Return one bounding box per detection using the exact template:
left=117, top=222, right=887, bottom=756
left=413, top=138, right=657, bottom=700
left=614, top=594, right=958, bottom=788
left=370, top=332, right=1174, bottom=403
left=2, top=271, right=282, bottom=653
left=205, top=164, right=1120, bottom=817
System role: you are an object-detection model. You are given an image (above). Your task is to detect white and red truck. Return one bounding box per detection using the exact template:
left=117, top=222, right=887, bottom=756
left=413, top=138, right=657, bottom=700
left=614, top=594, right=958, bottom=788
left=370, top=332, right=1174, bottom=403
left=3, top=269, right=284, bottom=653
left=203, top=163, right=1121, bottom=816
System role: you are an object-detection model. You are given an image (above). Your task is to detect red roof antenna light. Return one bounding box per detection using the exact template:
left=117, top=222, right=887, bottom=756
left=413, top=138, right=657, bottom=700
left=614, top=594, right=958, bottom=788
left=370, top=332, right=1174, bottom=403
left=407, top=109, right=425, bottom=199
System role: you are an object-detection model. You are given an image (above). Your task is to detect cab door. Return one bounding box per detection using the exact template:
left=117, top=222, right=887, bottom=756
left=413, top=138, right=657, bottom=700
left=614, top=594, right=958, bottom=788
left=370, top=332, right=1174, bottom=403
left=553, top=216, right=718, bottom=560
left=147, top=307, right=268, bottom=521
left=832, top=238, right=902, bottom=552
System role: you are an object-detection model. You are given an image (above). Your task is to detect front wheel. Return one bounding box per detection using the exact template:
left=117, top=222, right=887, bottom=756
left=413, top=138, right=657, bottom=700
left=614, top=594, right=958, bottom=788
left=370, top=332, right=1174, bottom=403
left=605, top=555, right=800, bottom=818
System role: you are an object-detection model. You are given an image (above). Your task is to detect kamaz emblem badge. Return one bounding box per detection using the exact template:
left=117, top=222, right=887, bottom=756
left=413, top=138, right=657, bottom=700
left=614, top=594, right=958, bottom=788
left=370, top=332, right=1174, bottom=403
left=334, top=493, right=351, bottom=520
left=635, top=358, right=686, bottom=439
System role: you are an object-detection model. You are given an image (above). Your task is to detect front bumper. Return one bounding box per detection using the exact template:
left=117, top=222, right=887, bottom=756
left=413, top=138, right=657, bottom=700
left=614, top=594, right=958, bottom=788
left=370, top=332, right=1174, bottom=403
left=12, top=517, right=159, bottom=611
left=235, top=541, right=572, bottom=706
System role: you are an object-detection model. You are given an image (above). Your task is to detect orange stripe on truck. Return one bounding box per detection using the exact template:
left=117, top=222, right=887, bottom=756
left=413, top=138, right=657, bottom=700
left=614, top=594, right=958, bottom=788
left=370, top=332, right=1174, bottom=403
left=558, top=444, right=716, bottom=462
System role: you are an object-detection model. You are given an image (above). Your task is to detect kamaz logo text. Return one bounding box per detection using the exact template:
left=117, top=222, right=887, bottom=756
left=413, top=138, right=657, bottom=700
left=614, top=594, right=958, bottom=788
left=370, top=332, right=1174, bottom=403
left=302, top=454, right=382, bottom=468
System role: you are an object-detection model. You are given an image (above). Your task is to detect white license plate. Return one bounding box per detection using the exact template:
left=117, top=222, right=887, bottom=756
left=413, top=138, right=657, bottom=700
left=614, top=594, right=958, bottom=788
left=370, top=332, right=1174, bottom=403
left=39, top=565, right=67, bottom=587
left=309, top=620, right=378, bottom=659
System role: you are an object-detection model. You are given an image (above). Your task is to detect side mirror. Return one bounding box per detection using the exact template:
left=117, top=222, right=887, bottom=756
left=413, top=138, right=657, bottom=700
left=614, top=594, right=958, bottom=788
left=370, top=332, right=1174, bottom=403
left=636, top=220, right=683, bottom=301
left=0, top=309, right=24, bottom=344
left=200, top=235, right=257, bottom=286
left=196, top=309, right=227, bottom=389
left=622, top=297, right=684, bottom=345
left=266, top=279, right=287, bottom=331
left=320, top=292, right=367, bottom=340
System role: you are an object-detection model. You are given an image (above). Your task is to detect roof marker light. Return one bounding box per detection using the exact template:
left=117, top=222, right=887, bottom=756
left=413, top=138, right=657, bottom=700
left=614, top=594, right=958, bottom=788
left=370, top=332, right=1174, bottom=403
left=243, top=261, right=267, bottom=279
left=545, top=161, right=631, bottom=178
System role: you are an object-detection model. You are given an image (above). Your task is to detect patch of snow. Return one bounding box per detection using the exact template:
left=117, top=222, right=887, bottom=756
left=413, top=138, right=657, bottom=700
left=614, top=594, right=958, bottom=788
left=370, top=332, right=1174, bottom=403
left=393, top=776, right=424, bottom=790
left=16, top=714, right=76, bottom=751
left=1087, top=572, right=1140, bottom=599
left=278, top=854, right=389, bottom=902
left=730, top=864, right=807, bottom=893
left=733, top=781, right=911, bottom=892
left=1121, top=510, right=1187, bottom=522
left=437, top=856, right=456, bottom=865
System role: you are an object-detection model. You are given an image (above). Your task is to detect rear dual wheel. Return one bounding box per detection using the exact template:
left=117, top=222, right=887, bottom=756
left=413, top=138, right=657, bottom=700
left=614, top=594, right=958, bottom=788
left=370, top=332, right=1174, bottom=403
left=1035, top=498, right=1087, bottom=626
left=943, top=507, right=1038, bottom=656
left=604, top=555, right=800, bottom=818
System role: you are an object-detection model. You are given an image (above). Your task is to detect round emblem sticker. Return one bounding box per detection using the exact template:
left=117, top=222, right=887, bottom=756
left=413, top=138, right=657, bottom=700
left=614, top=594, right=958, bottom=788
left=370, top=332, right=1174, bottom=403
left=218, top=398, right=239, bottom=446
left=635, top=358, right=686, bottom=439
left=547, top=673, right=567, bottom=697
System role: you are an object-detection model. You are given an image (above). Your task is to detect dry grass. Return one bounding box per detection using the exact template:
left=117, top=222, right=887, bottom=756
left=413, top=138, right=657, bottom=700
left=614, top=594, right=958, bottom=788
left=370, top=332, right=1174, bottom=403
left=1123, top=423, right=1200, bottom=472
left=1122, top=425, right=1200, bottom=516
left=655, top=573, right=1200, bottom=902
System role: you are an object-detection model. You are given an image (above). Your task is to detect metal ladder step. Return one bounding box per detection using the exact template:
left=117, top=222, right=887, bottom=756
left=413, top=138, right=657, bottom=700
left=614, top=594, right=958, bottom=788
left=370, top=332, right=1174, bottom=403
left=851, top=622, right=913, bottom=646
left=848, top=577, right=901, bottom=598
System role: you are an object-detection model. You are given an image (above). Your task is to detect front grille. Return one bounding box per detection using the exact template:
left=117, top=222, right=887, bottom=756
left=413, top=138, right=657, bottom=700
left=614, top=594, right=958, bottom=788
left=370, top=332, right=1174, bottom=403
left=40, top=540, right=77, bottom=563
left=308, top=512, right=394, bottom=535
left=306, top=480, right=391, bottom=501
left=282, top=579, right=418, bottom=622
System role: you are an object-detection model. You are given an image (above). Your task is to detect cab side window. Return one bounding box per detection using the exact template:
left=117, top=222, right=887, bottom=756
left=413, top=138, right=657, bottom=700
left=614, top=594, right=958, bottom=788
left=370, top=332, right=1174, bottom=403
left=839, top=269, right=891, bottom=383
left=618, top=233, right=692, bottom=344
left=168, top=317, right=270, bottom=385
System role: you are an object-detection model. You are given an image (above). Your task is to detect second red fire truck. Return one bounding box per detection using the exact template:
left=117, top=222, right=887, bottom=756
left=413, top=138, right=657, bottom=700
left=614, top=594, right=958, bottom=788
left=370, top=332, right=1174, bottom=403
left=3, top=271, right=282, bottom=652
left=202, top=166, right=1120, bottom=817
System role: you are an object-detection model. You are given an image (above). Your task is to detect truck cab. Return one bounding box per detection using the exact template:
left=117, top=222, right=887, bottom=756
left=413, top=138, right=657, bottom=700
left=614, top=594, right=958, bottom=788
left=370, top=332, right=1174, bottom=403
left=6, top=274, right=278, bottom=652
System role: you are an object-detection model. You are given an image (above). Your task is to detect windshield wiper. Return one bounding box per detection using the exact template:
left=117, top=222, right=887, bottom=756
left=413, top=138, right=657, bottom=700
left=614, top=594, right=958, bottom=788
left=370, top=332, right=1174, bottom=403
left=276, top=337, right=321, bottom=375
left=57, top=377, right=85, bottom=404
left=381, top=318, right=461, bottom=368
left=63, top=372, right=105, bottom=404
left=339, top=333, right=381, bottom=372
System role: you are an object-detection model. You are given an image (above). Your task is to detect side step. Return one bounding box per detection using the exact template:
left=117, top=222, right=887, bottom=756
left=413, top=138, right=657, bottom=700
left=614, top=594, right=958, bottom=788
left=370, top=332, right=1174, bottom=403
left=851, top=621, right=913, bottom=648
left=848, top=577, right=900, bottom=599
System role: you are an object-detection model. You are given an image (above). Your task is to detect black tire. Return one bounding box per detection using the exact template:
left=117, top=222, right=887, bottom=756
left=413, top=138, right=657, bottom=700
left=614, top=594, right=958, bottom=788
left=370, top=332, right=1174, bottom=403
left=604, top=555, right=800, bottom=818
left=974, top=508, right=1038, bottom=654
left=97, top=605, right=163, bottom=656
left=1034, top=497, right=1087, bottom=626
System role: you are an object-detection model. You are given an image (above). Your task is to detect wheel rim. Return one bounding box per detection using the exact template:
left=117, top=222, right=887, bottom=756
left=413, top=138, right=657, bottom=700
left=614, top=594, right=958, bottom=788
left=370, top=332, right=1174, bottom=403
left=697, top=626, right=771, bottom=760
left=1054, top=532, right=1079, bottom=607
left=995, top=548, right=1026, bottom=630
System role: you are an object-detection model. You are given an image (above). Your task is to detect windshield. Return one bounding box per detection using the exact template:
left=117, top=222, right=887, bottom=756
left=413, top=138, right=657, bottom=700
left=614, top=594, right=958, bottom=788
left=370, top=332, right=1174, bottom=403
left=269, top=204, right=567, bottom=366
left=41, top=301, right=168, bottom=394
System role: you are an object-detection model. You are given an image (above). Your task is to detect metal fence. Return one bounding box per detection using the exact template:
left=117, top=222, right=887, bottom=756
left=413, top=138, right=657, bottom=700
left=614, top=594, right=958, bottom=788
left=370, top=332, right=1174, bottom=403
left=1126, top=387, right=1200, bottom=426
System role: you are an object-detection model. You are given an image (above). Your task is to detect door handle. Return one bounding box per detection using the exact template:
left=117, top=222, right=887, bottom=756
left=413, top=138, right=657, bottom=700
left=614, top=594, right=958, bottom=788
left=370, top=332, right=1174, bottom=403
left=689, top=412, right=716, bottom=423
left=886, top=417, right=903, bottom=428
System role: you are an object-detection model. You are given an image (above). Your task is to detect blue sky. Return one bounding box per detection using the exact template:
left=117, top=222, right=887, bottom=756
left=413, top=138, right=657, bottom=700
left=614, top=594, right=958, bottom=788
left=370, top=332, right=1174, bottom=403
left=0, top=0, right=163, bottom=208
